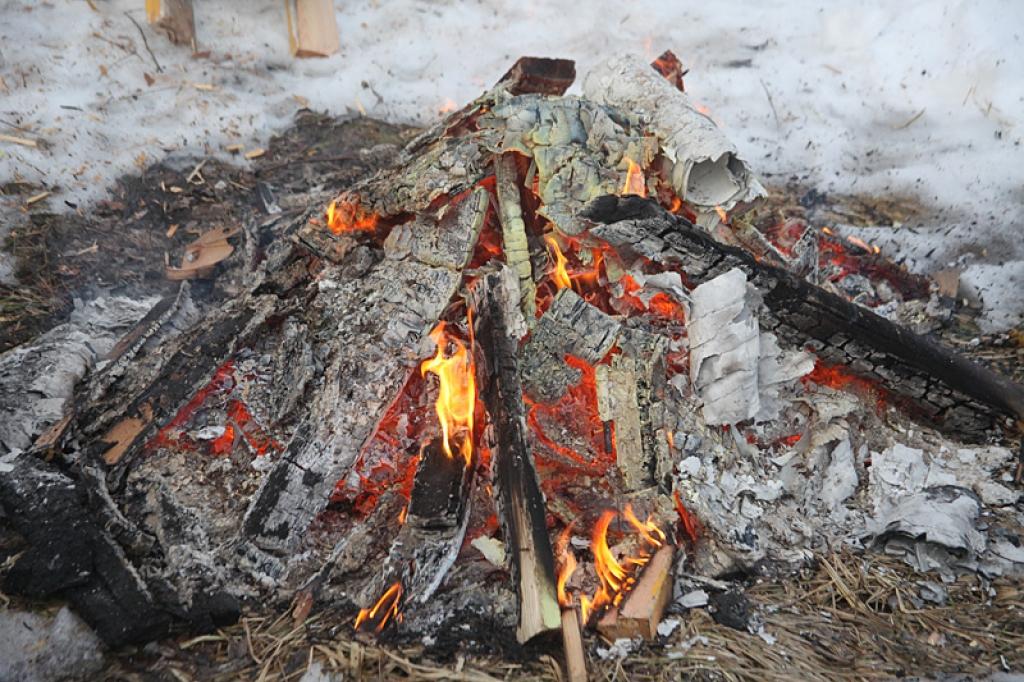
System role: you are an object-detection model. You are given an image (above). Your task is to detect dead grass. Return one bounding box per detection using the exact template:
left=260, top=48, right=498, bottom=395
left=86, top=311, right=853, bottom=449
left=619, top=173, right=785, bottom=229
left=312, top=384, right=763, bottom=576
left=119, top=550, right=1021, bottom=681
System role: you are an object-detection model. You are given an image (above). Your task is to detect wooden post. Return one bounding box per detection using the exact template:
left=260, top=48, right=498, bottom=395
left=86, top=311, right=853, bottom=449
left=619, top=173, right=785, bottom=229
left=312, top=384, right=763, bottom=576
left=471, top=267, right=561, bottom=643
left=285, top=0, right=340, bottom=58
left=146, top=0, right=196, bottom=48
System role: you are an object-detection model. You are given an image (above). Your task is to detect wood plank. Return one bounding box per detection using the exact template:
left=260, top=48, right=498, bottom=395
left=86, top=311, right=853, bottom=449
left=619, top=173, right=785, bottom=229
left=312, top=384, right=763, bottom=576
left=596, top=544, right=674, bottom=640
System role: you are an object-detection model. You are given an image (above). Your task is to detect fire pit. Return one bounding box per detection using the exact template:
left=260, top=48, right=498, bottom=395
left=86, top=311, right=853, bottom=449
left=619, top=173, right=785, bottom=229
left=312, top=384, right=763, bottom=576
left=2, top=52, right=1022, bottom=680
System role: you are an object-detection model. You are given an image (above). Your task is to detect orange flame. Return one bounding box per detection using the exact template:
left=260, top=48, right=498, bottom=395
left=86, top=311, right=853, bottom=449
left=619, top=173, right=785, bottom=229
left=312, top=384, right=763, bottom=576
left=325, top=198, right=379, bottom=234
left=557, top=552, right=577, bottom=607
left=714, top=205, right=728, bottom=224
left=353, top=582, right=403, bottom=633
left=545, top=234, right=572, bottom=290
left=621, top=158, right=647, bottom=197
left=623, top=504, right=666, bottom=550
left=420, top=323, right=475, bottom=464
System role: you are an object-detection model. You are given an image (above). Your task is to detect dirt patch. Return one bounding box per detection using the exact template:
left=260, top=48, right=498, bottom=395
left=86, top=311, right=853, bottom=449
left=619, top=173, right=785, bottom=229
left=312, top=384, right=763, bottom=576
left=0, top=111, right=415, bottom=353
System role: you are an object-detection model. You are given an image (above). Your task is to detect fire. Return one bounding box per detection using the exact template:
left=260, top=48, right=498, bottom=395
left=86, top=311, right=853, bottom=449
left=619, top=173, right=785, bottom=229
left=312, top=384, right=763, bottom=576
left=544, top=234, right=573, bottom=290
left=621, top=158, right=647, bottom=197
left=623, top=504, right=667, bottom=550
left=354, top=582, right=403, bottom=634
left=672, top=490, right=702, bottom=546
left=555, top=523, right=577, bottom=607
left=420, top=323, right=476, bottom=463
left=439, top=98, right=457, bottom=114
left=579, top=506, right=670, bottom=624
left=325, top=198, right=379, bottom=234
left=714, top=205, right=728, bottom=223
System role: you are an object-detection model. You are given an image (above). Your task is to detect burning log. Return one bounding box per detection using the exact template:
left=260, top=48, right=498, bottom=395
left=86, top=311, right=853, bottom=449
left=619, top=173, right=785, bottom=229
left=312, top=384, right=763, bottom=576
left=583, top=54, right=766, bottom=214
left=596, top=544, right=675, bottom=641
left=471, top=267, right=561, bottom=643
left=359, top=436, right=474, bottom=630
left=521, top=288, right=620, bottom=403
left=241, top=190, right=489, bottom=569
left=583, top=195, right=1024, bottom=437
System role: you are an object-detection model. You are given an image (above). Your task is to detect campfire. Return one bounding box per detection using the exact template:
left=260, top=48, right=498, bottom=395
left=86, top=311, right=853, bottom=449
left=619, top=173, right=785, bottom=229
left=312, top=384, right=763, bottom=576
left=3, top=51, right=1023, bottom=680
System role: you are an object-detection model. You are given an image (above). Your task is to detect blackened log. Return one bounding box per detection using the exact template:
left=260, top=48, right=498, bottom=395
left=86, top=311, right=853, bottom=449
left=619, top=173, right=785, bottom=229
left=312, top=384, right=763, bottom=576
left=366, top=437, right=474, bottom=618
left=0, top=454, right=236, bottom=646
left=582, top=195, right=1024, bottom=438
left=471, top=267, right=561, bottom=642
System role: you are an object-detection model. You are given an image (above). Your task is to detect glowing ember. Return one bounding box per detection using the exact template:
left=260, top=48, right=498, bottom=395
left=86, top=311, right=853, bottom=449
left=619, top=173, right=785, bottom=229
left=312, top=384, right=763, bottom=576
left=325, top=198, right=379, bottom=234
left=420, top=323, right=476, bottom=463
left=672, top=490, right=703, bottom=546
left=545, top=234, right=573, bottom=290
left=621, top=158, right=647, bottom=197
left=354, top=582, right=403, bottom=633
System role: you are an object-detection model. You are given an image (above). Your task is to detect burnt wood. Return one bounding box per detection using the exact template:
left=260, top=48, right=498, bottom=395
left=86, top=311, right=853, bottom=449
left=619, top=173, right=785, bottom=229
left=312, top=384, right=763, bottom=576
left=582, top=195, right=1024, bottom=437
left=497, top=57, right=577, bottom=96
left=471, top=269, right=561, bottom=642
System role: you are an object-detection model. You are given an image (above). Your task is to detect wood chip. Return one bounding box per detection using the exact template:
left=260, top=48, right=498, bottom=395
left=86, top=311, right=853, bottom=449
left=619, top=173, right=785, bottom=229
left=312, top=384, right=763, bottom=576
left=192, top=82, right=216, bottom=91
left=224, top=144, right=244, bottom=154
left=25, top=191, right=51, bottom=205
left=244, top=148, right=266, bottom=160
left=0, top=133, right=38, bottom=148
left=166, top=223, right=179, bottom=238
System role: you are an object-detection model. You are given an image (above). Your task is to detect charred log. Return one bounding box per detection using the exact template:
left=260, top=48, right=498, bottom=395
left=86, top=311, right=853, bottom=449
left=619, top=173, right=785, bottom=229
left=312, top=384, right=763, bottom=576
left=582, top=195, right=1024, bottom=437
left=471, top=267, right=561, bottom=643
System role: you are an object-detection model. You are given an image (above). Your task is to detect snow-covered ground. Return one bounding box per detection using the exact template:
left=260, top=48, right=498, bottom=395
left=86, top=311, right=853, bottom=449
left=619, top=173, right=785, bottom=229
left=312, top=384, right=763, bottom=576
left=1, top=0, right=1022, bottom=329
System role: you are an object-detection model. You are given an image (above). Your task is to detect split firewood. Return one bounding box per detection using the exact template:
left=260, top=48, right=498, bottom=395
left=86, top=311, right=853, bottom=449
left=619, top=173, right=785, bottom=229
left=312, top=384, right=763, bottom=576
left=583, top=54, right=765, bottom=214
left=584, top=195, right=1024, bottom=437
left=596, top=544, right=674, bottom=640
left=285, top=0, right=340, bottom=58
left=471, top=267, right=561, bottom=643
left=145, top=0, right=195, bottom=48
left=560, top=605, right=588, bottom=682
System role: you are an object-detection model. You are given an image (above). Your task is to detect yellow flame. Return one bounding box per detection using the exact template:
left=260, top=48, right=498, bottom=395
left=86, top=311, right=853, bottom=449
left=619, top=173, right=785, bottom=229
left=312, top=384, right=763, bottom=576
left=420, top=323, right=475, bottom=464
left=621, top=158, right=647, bottom=197
left=714, top=205, right=728, bottom=223
left=623, top=504, right=666, bottom=550
left=545, top=234, right=572, bottom=290
left=354, top=582, right=403, bottom=633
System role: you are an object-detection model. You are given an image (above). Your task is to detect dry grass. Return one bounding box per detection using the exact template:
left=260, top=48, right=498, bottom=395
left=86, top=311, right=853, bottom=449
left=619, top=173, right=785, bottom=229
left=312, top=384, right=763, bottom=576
left=123, top=550, right=1021, bottom=681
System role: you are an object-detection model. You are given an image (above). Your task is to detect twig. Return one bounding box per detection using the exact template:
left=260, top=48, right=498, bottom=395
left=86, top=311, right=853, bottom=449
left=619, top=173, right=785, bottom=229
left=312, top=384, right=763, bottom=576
left=894, top=108, right=925, bottom=130
left=759, top=78, right=780, bottom=130
left=124, top=12, right=163, bottom=73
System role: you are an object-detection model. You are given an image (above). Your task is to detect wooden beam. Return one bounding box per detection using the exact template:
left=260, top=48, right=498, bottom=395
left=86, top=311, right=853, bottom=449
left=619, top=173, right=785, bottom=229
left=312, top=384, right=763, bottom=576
left=471, top=267, right=561, bottom=643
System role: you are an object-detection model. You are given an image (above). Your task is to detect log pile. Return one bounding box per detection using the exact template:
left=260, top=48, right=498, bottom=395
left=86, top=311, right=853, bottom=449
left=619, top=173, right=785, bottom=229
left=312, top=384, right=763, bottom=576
left=1, top=51, right=1022, bottom=681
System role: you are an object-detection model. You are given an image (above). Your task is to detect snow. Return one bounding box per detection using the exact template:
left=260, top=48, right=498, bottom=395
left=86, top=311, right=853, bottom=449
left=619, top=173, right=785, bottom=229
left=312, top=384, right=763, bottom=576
left=2, top=0, right=1022, bottom=327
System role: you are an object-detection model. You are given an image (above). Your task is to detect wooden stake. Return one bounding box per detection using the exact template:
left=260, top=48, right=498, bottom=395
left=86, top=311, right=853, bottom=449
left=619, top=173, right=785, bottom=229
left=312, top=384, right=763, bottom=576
left=286, top=0, right=340, bottom=58
left=561, top=606, right=588, bottom=682
left=597, top=544, right=674, bottom=640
